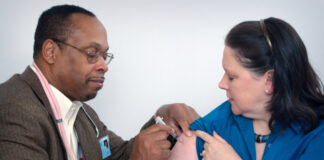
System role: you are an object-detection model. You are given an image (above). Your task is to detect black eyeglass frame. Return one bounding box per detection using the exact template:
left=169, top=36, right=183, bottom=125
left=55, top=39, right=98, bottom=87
left=52, top=39, right=114, bottom=65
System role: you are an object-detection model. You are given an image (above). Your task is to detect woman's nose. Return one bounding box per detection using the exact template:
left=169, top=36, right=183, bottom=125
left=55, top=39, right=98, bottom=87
left=218, top=74, right=228, bottom=90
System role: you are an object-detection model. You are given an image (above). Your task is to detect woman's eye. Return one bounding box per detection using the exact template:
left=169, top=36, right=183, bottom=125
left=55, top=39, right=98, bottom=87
left=227, top=74, right=234, bottom=81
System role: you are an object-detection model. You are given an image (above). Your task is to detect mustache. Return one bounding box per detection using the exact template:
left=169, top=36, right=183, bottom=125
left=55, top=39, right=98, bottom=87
left=86, top=76, right=105, bottom=83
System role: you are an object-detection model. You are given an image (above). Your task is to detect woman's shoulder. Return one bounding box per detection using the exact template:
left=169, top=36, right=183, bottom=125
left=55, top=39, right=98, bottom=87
left=205, top=100, right=232, bottom=118
left=296, top=120, right=324, bottom=159
left=311, top=119, right=324, bottom=136
left=190, top=101, right=233, bottom=132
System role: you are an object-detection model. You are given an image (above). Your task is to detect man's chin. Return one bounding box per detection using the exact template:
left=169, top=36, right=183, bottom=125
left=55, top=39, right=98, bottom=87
left=84, top=92, right=97, bottom=101
left=84, top=89, right=100, bottom=101
left=81, top=87, right=102, bottom=101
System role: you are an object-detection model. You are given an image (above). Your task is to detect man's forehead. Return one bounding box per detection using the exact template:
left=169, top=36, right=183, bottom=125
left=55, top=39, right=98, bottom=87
left=69, top=13, right=100, bottom=28
left=67, top=13, right=108, bottom=49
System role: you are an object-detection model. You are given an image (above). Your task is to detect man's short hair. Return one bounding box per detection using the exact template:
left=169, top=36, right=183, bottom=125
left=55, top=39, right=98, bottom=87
left=33, top=4, right=96, bottom=60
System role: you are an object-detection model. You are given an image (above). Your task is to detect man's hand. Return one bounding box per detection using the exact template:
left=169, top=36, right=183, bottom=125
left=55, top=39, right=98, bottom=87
left=155, top=103, right=200, bottom=137
left=130, top=124, right=175, bottom=160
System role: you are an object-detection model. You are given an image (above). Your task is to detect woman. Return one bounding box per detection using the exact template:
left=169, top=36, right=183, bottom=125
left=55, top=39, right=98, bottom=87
left=169, top=17, right=324, bottom=160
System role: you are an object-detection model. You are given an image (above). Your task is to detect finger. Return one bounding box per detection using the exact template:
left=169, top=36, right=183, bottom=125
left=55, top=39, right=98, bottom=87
left=160, top=149, right=171, bottom=160
left=186, top=105, right=200, bottom=123
left=167, top=121, right=182, bottom=136
left=141, top=125, right=173, bottom=142
left=203, top=142, right=208, bottom=149
left=194, top=130, right=214, bottom=143
left=149, top=129, right=172, bottom=141
left=145, top=124, right=174, bottom=134
left=178, top=104, right=198, bottom=124
left=200, top=150, right=206, bottom=157
left=212, top=131, right=226, bottom=143
left=179, top=105, right=200, bottom=136
left=156, top=140, right=171, bottom=149
left=178, top=119, right=192, bottom=136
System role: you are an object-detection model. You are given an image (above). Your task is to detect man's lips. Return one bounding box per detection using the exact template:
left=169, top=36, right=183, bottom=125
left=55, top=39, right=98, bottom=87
left=88, top=77, right=105, bottom=87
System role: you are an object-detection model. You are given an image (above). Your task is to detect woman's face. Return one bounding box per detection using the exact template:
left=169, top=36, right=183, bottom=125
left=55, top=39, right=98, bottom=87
left=218, top=46, right=272, bottom=119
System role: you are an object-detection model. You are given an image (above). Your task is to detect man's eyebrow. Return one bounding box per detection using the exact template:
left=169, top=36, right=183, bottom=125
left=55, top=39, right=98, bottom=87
left=88, top=42, right=109, bottom=52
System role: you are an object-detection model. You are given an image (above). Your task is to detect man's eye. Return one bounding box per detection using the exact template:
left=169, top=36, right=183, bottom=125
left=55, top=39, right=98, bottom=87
left=102, top=54, right=108, bottom=60
left=86, top=51, right=97, bottom=57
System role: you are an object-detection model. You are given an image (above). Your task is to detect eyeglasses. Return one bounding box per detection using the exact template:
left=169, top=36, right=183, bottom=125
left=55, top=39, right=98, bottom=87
left=52, top=39, right=114, bottom=65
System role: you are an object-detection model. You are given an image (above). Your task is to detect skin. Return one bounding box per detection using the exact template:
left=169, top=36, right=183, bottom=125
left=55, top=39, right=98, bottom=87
left=195, top=46, right=273, bottom=160
left=36, top=13, right=199, bottom=160
left=195, top=131, right=241, bottom=160
left=38, top=13, right=109, bottom=101
left=131, top=103, right=199, bottom=160
left=218, top=46, right=272, bottom=120
left=156, top=103, right=199, bottom=136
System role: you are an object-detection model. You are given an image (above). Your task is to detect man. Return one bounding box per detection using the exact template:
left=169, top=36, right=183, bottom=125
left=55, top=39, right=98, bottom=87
left=0, top=5, right=199, bottom=160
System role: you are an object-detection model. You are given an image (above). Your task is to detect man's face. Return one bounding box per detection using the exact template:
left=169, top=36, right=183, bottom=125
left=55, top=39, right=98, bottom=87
left=53, top=13, right=109, bottom=101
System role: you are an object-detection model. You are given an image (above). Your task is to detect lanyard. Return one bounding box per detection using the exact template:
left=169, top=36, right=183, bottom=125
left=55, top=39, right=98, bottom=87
left=81, top=106, right=99, bottom=138
left=32, top=62, right=75, bottom=160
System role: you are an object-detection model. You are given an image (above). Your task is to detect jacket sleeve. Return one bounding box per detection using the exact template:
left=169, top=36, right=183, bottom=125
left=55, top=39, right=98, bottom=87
left=83, top=104, right=155, bottom=160
left=0, top=102, right=64, bottom=160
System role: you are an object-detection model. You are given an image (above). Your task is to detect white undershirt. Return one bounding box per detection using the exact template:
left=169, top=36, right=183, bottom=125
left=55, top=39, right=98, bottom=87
left=30, top=65, right=81, bottom=160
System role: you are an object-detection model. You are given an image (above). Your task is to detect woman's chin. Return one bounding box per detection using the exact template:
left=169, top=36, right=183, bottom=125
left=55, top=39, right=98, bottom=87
left=231, top=106, right=241, bottom=115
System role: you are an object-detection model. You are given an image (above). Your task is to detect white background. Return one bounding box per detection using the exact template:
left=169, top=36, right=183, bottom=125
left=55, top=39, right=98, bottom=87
left=0, top=0, right=323, bottom=140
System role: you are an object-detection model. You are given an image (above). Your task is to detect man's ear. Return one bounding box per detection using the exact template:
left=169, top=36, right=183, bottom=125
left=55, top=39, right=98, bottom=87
left=41, top=39, right=58, bottom=64
left=264, top=69, right=274, bottom=95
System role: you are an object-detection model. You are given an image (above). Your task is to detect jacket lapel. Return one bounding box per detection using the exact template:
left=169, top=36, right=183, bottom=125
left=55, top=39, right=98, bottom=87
left=74, top=107, right=102, bottom=159
left=20, top=66, right=68, bottom=158
left=21, top=66, right=102, bottom=159
left=21, top=66, right=53, bottom=116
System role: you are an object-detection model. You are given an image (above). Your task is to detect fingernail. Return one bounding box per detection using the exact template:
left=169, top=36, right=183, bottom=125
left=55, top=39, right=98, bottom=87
left=185, top=130, right=192, bottom=136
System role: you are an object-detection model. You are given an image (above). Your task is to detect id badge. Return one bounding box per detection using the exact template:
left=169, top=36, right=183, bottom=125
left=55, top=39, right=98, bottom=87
left=99, top=136, right=111, bottom=159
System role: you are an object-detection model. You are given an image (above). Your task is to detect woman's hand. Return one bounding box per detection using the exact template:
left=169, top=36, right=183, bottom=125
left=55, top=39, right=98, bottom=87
left=195, top=130, right=242, bottom=160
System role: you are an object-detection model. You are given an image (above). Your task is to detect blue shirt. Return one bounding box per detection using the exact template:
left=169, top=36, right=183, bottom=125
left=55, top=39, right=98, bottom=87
left=190, top=101, right=324, bottom=160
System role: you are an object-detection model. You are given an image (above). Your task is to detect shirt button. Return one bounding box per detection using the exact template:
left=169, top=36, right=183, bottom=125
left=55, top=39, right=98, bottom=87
left=267, top=143, right=272, bottom=148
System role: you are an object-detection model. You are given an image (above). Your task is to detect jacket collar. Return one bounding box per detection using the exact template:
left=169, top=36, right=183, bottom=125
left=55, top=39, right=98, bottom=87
left=20, top=66, right=69, bottom=158
left=21, top=66, right=57, bottom=123
left=21, top=66, right=102, bottom=159
left=74, top=106, right=102, bottom=159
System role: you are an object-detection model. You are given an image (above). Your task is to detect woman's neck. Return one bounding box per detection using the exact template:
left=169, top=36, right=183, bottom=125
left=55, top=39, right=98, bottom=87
left=253, top=118, right=271, bottom=135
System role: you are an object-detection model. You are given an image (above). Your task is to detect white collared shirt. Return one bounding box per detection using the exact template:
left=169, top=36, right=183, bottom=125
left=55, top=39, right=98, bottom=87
left=30, top=65, right=80, bottom=160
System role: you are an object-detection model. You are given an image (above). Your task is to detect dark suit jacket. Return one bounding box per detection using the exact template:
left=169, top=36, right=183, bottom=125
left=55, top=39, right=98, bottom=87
left=0, top=67, right=154, bottom=160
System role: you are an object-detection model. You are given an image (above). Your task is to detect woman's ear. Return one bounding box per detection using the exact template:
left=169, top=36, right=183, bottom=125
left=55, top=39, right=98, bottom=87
left=264, top=70, right=274, bottom=95
left=41, top=39, right=58, bottom=64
